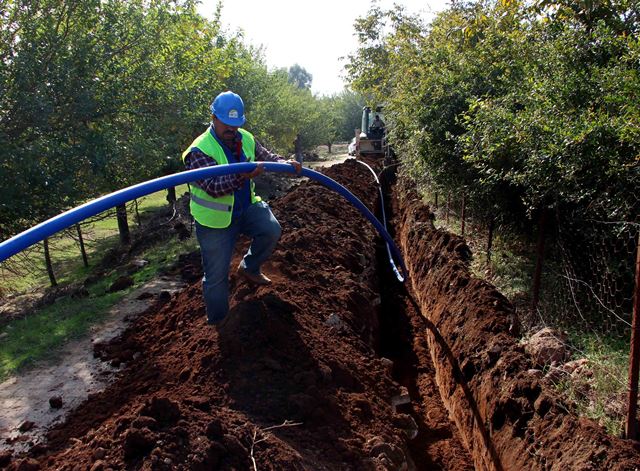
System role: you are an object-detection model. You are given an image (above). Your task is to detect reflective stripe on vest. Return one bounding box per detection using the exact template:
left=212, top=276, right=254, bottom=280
left=190, top=193, right=232, bottom=212
left=181, top=127, right=258, bottom=228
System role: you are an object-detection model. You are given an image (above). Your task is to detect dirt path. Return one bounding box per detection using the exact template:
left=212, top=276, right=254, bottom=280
left=0, top=277, right=186, bottom=454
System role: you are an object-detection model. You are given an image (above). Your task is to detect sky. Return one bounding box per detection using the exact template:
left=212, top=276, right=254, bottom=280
left=197, top=0, right=450, bottom=96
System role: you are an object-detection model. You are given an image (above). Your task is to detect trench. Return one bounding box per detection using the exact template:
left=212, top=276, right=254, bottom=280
left=373, top=169, right=472, bottom=470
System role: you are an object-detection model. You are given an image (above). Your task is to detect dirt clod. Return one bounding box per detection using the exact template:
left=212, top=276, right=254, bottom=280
left=17, top=422, right=34, bottom=433
left=139, top=397, right=180, bottom=425
left=107, top=276, right=134, bottom=293
left=122, top=428, right=156, bottom=460
left=0, top=450, right=12, bottom=467
left=48, top=397, right=62, bottom=410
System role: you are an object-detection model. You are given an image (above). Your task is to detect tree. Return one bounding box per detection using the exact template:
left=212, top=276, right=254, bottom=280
left=287, top=64, right=313, bottom=90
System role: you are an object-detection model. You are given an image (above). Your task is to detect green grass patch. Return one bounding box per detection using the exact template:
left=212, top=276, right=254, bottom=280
left=0, top=232, right=197, bottom=380
left=0, top=290, right=128, bottom=381
left=0, top=185, right=189, bottom=293
left=0, top=188, right=197, bottom=380
left=476, top=236, right=533, bottom=300
left=422, top=189, right=533, bottom=301
left=557, top=331, right=629, bottom=436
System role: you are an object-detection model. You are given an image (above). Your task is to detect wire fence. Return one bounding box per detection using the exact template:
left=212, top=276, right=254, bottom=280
left=423, top=186, right=639, bottom=436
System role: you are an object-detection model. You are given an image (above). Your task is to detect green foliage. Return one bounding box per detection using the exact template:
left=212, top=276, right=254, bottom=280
left=287, top=64, right=313, bottom=90
left=346, top=0, right=639, bottom=228
left=0, top=0, right=367, bottom=249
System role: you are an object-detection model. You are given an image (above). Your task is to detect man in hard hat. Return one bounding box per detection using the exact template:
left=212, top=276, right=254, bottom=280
left=182, top=91, right=302, bottom=325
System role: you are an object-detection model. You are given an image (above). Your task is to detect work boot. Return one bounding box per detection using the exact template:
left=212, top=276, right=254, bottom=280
left=237, top=264, right=272, bottom=286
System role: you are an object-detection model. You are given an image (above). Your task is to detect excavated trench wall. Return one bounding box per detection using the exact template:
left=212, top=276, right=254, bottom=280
left=392, top=177, right=640, bottom=471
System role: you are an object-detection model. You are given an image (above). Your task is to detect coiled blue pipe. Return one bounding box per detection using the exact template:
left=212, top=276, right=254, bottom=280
left=0, top=163, right=407, bottom=281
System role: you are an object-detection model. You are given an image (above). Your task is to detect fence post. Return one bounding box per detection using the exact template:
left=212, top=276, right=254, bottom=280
left=625, top=233, right=640, bottom=440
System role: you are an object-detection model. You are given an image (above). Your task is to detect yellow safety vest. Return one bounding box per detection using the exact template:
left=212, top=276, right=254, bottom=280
left=181, top=127, right=261, bottom=228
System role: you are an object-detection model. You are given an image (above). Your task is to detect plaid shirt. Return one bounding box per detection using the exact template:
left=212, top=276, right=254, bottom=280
left=184, top=128, right=286, bottom=198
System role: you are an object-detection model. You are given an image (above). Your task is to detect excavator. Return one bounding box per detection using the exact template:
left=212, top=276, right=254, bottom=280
left=356, top=105, right=393, bottom=163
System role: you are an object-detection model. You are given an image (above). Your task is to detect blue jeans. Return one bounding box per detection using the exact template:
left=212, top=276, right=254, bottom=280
left=195, top=201, right=281, bottom=324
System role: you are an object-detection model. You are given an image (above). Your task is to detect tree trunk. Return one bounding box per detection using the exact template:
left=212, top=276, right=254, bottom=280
left=294, top=134, right=303, bottom=164
left=116, top=204, right=131, bottom=245
left=434, top=193, right=438, bottom=210
left=486, top=217, right=495, bottom=265
left=134, top=199, right=141, bottom=226
left=327, top=142, right=332, bottom=154
left=461, top=193, right=466, bottom=236
left=43, top=238, right=57, bottom=287
left=166, top=187, right=177, bottom=205
left=531, top=209, right=548, bottom=310
left=446, top=192, right=451, bottom=224
left=76, top=224, right=89, bottom=268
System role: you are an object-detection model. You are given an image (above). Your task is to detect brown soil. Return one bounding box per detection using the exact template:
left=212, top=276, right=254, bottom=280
left=391, top=176, right=640, bottom=470
left=3, top=160, right=640, bottom=470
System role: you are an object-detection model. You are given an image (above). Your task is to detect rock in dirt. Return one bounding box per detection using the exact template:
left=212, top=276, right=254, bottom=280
left=0, top=450, right=12, bottom=467
left=48, top=396, right=63, bottom=409
left=365, top=436, right=408, bottom=470
left=524, top=327, right=569, bottom=367
left=562, top=358, right=590, bottom=377
left=139, top=397, right=181, bottom=425
left=391, top=386, right=410, bottom=412
left=107, top=276, right=134, bottom=293
left=393, top=413, right=419, bottom=440
left=18, top=421, right=35, bottom=432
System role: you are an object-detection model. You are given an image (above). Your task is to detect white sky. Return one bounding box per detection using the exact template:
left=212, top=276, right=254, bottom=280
left=197, top=0, right=450, bottom=96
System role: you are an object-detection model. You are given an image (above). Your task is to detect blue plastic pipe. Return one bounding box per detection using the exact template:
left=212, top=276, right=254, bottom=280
left=0, top=163, right=407, bottom=280
left=352, top=159, right=404, bottom=282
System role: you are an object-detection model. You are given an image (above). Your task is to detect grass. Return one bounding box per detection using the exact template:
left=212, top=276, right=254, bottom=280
left=0, top=185, right=189, bottom=293
left=0, top=288, right=128, bottom=381
left=0, top=185, right=196, bottom=380
left=425, top=192, right=533, bottom=301
left=556, top=332, right=629, bottom=436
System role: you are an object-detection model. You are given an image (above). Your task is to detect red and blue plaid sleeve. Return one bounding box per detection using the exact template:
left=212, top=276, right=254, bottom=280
left=184, top=148, right=244, bottom=198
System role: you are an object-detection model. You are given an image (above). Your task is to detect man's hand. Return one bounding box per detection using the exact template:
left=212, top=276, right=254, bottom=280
left=286, top=159, right=302, bottom=175
left=240, top=162, right=265, bottom=180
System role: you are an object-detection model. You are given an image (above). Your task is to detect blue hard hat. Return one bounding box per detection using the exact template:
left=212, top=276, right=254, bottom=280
left=210, top=91, right=246, bottom=127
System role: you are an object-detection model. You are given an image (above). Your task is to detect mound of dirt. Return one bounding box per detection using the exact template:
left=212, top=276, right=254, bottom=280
left=6, top=160, right=468, bottom=470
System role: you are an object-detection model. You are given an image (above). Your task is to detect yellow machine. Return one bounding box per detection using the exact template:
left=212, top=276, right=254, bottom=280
left=356, top=105, right=388, bottom=159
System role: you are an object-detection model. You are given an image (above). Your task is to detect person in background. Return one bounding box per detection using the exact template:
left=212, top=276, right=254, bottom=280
left=182, top=91, right=301, bottom=325
left=370, top=114, right=385, bottom=133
